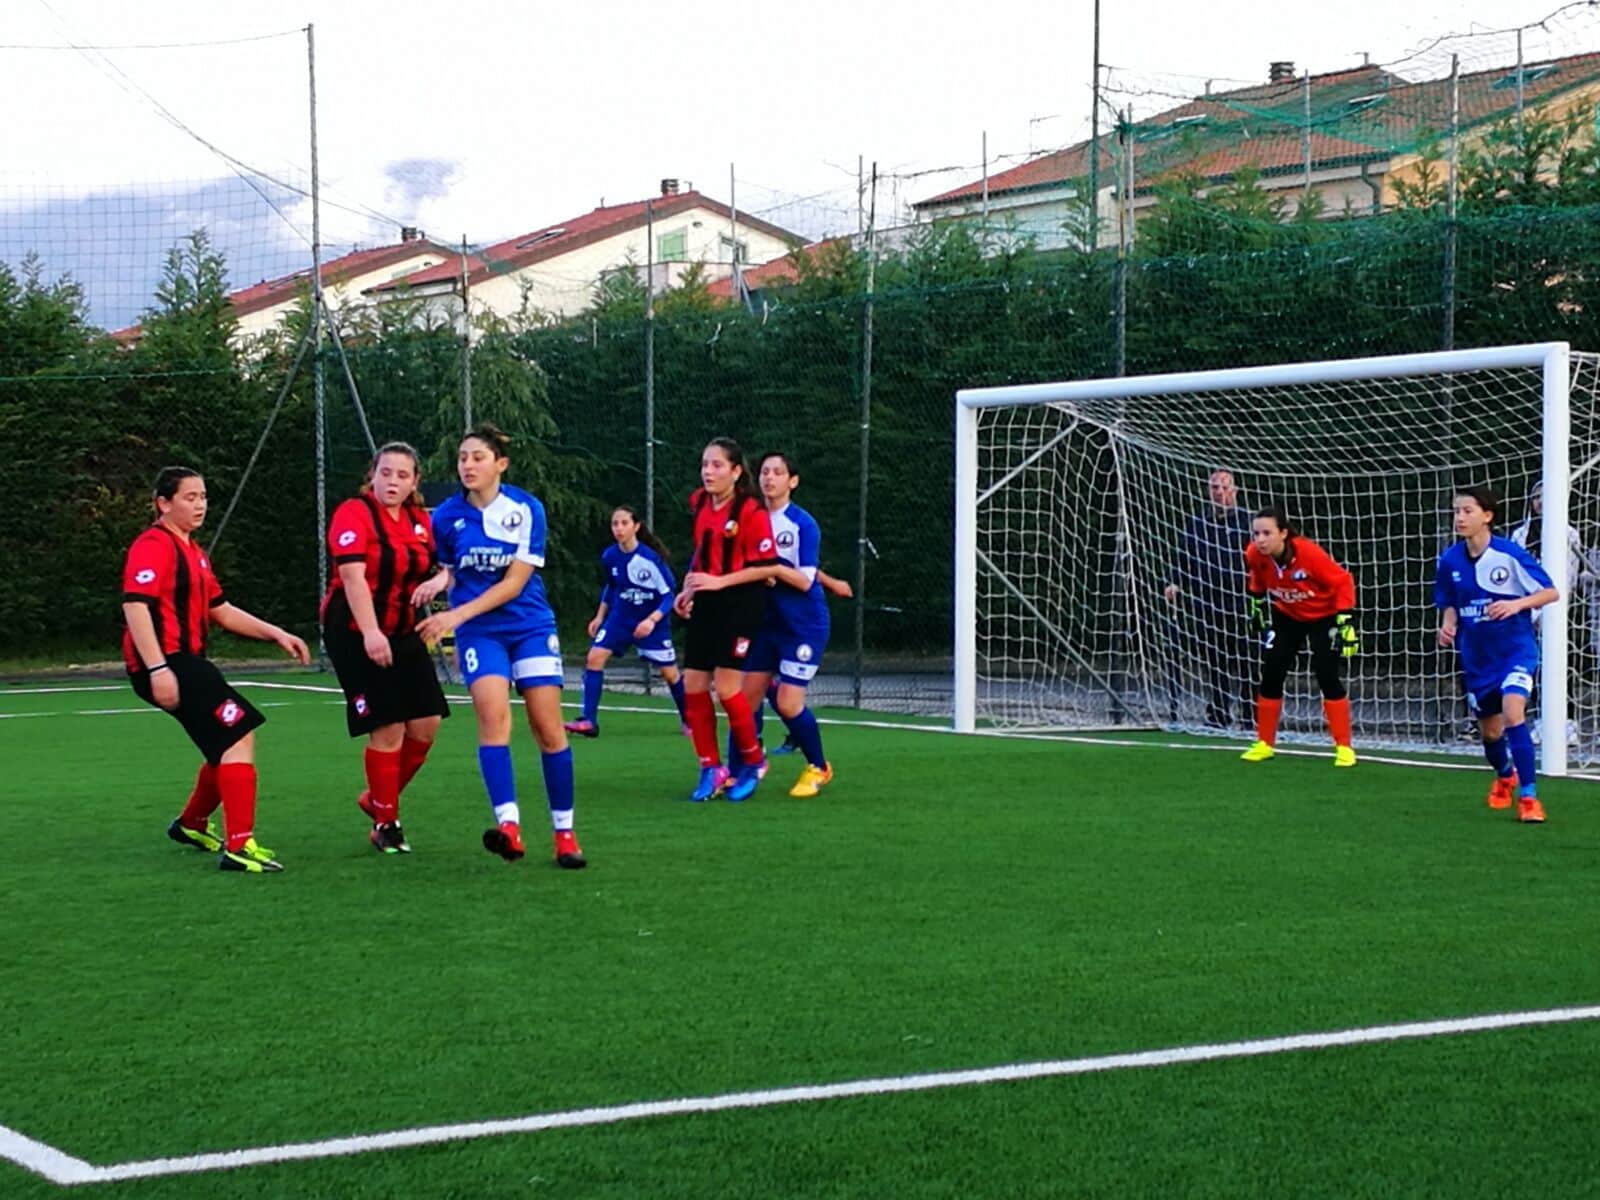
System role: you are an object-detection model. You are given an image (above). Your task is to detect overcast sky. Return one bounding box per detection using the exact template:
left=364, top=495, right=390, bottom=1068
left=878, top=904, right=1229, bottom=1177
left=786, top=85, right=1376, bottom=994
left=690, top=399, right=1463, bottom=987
left=3, top=0, right=1595, bottom=327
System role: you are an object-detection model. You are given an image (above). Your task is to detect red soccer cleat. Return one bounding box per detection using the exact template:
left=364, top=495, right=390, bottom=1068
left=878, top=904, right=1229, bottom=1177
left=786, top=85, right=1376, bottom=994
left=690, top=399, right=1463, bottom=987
left=1486, top=774, right=1515, bottom=810
left=482, top=821, right=526, bottom=861
left=553, top=829, right=587, bottom=870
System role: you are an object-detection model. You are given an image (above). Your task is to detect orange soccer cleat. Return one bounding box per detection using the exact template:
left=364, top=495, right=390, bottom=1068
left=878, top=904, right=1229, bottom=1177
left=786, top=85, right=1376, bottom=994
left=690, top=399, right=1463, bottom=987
left=1485, top=774, right=1516, bottom=810
left=1516, top=796, right=1546, bottom=824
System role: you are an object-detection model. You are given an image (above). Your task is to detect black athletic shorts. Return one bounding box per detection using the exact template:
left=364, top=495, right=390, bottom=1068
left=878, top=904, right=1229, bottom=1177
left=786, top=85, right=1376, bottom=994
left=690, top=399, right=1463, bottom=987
left=683, top=582, right=768, bottom=672
left=323, top=598, right=451, bottom=738
left=129, top=652, right=265, bottom=766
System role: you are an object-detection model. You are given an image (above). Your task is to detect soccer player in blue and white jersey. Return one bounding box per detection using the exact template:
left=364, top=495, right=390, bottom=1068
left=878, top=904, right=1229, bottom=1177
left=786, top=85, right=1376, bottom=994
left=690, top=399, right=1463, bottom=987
left=1435, top=485, right=1560, bottom=824
left=733, top=452, right=835, bottom=797
left=564, top=504, right=687, bottom=737
left=415, top=424, right=585, bottom=868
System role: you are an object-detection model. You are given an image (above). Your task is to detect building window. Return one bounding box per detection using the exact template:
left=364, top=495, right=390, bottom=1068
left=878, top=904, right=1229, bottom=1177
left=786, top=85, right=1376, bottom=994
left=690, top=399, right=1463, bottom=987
left=658, top=229, right=688, bottom=261
left=1493, top=64, right=1556, bottom=90
left=719, top=233, right=749, bottom=264
left=1345, top=94, right=1386, bottom=113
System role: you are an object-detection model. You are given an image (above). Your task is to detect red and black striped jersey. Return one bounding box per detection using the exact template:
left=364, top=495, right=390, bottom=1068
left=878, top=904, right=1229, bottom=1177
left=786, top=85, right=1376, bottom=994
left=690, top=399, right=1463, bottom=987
left=321, top=495, right=436, bottom=636
left=688, top=489, right=778, bottom=577
left=120, top=524, right=225, bottom=672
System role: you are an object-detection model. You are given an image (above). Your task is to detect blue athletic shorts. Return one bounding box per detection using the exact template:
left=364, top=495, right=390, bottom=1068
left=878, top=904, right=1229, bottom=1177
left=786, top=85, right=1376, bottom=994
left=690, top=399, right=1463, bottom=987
left=746, top=624, right=827, bottom=688
left=591, top=611, right=676, bottom=664
left=457, top=627, right=564, bottom=691
left=1464, top=663, right=1536, bottom=718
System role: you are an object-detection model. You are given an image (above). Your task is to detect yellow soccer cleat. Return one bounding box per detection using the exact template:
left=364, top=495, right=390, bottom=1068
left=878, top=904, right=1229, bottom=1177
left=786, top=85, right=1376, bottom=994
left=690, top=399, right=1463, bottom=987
left=1240, top=741, right=1275, bottom=763
left=789, top=763, right=834, bottom=798
left=1333, top=745, right=1357, bottom=768
left=219, top=837, right=284, bottom=873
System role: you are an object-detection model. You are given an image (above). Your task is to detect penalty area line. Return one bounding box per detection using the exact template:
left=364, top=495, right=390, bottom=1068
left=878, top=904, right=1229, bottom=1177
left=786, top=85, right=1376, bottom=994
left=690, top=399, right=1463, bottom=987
left=10, top=1004, right=1600, bottom=1185
left=226, top=681, right=1578, bottom=778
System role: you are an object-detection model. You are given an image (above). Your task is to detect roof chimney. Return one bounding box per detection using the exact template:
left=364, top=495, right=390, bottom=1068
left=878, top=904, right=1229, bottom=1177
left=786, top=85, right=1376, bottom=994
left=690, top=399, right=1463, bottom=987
left=660, top=178, right=681, bottom=197
left=400, top=225, right=420, bottom=242
left=1269, top=61, right=1296, bottom=84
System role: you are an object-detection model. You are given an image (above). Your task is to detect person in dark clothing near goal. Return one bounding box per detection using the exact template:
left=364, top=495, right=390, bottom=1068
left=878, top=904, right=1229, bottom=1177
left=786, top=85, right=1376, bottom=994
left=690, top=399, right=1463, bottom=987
left=1163, top=468, right=1255, bottom=728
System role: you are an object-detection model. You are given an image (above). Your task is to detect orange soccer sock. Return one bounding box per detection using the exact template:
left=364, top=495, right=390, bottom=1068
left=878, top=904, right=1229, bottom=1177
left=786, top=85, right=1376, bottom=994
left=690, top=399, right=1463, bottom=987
left=1323, top=697, right=1353, bottom=748
left=216, top=763, right=259, bottom=852
left=178, top=763, right=221, bottom=828
left=1255, top=696, right=1283, bottom=747
left=363, top=747, right=402, bottom=824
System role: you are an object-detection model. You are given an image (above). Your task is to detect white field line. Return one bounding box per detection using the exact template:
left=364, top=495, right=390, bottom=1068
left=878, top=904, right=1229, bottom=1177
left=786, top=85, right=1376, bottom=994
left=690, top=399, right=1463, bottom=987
left=228, top=681, right=1600, bottom=779
left=0, top=685, right=123, bottom=695
left=6, top=1005, right=1599, bottom=1187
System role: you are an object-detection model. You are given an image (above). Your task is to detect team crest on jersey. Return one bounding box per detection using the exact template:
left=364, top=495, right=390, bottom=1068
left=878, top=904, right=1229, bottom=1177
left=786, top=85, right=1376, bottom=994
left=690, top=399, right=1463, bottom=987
left=414, top=523, right=427, bottom=538
left=337, top=529, right=358, bottom=548
left=135, top=568, right=156, bottom=584
left=632, top=564, right=654, bottom=584
left=724, top=519, right=739, bottom=537
left=547, top=634, right=561, bottom=654
left=733, top=637, right=750, bottom=659
left=1291, top=570, right=1307, bottom=581
left=502, top=511, right=524, bottom=530
left=758, top=538, right=774, bottom=553
left=1490, top=565, right=1511, bottom=586
left=777, top=531, right=795, bottom=549
left=796, top=643, right=813, bottom=662
left=353, top=695, right=368, bottom=717
left=215, top=700, right=244, bottom=727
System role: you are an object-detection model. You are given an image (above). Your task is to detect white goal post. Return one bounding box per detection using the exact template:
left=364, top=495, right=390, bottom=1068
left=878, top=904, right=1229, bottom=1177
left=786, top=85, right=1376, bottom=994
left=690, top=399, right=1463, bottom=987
left=955, top=342, right=1600, bottom=777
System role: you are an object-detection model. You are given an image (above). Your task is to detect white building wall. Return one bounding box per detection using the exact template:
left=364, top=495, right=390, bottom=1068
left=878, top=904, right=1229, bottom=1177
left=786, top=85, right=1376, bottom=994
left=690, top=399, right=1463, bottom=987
left=231, top=249, right=450, bottom=343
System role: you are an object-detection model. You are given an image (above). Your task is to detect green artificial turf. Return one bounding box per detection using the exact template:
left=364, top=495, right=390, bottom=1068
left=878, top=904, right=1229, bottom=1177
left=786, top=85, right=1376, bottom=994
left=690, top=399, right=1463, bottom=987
left=2, top=680, right=1597, bottom=1198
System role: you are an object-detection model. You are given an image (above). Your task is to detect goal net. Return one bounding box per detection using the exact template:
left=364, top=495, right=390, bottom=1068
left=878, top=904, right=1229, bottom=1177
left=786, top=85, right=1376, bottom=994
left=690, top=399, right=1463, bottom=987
left=954, top=343, right=1600, bottom=776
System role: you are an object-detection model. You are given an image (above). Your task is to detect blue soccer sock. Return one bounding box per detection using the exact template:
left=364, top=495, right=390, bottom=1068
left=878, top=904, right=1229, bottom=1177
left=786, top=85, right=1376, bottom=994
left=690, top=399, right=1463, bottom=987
left=1482, top=733, right=1513, bottom=778
left=786, top=705, right=827, bottom=769
left=477, top=744, right=518, bottom=825
left=541, top=747, right=575, bottom=832
left=580, top=669, right=604, bottom=724
left=1504, top=722, right=1538, bottom=796
left=668, top=676, right=687, bottom=721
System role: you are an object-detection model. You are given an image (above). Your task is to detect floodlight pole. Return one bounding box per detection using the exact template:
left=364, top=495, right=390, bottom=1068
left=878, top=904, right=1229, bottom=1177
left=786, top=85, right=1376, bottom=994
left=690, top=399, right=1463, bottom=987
left=307, top=23, right=329, bottom=625
left=1088, top=0, right=1100, bottom=249
left=853, top=163, right=878, bottom=710
left=644, top=198, right=655, bottom=532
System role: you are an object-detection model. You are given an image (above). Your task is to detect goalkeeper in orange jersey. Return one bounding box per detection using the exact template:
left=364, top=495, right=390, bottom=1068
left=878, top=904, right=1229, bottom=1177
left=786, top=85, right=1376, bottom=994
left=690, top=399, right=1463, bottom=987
left=1239, top=504, right=1359, bottom=766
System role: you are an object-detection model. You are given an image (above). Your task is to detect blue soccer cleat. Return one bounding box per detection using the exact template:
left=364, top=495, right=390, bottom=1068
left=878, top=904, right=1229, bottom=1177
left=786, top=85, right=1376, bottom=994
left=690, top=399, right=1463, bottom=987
left=689, top=765, right=729, bottom=802
left=724, top=757, right=767, bottom=802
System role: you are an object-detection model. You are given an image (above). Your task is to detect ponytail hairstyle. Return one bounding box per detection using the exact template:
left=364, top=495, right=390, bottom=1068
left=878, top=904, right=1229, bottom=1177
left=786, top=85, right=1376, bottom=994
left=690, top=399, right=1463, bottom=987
left=151, top=465, right=202, bottom=515
left=705, top=435, right=758, bottom=508
left=462, top=422, right=512, bottom=462
left=1254, top=503, right=1298, bottom=542
left=614, top=503, right=671, bottom=563
left=365, top=440, right=425, bottom=509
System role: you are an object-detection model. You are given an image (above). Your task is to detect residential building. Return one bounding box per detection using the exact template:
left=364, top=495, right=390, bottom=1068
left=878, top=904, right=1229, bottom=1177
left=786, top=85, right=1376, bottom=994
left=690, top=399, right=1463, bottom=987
left=367, top=181, right=802, bottom=326
left=914, top=52, right=1600, bottom=249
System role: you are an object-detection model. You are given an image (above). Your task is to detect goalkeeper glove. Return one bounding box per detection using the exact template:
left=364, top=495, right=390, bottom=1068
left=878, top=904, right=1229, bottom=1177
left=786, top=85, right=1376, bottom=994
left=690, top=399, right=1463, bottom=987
left=1247, top=596, right=1270, bottom=634
left=1330, top=612, right=1359, bottom=658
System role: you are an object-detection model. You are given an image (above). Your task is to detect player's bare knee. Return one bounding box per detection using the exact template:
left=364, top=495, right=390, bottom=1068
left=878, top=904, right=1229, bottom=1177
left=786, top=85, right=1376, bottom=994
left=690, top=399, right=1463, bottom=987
left=586, top=648, right=609, bottom=671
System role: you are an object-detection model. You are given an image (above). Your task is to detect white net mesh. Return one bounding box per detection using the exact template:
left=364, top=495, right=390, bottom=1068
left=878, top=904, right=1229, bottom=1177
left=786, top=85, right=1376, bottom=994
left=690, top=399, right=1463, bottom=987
left=971, top=350, right=1600, bottom=767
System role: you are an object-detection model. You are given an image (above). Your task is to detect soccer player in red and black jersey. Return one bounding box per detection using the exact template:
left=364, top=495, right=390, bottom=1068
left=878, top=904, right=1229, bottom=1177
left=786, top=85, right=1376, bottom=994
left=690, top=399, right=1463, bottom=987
left=122, top=466, right=311, bottom=873
left=320, top=442, right=451, bottom=855
left=672, top=436, right=785, bottom=801
left=1240, top=504, right=1359, bottom=767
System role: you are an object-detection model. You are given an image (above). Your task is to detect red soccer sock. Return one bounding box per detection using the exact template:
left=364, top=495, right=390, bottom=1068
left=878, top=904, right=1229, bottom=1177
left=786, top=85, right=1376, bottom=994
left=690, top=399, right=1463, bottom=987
left=1256, top=696, right=1283, bottom=747
left=685, top=690, right=720, bottom=767
left=364, top=746, right=402, bottom=824
left=216, top=763, right=259, bottom=852
left=178, top=763, right=221, bottom=828
left=721, top=690, right=762, bottom=765
left=1323, top=697, right=1353, bottom=748
left=397, top=736, right=433, bottom=795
